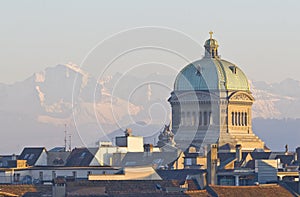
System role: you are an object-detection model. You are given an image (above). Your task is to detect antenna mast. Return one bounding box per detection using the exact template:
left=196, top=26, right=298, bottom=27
left=64, top=124, right=67, bottom=152
left=68, top=134, right=72, bottom=152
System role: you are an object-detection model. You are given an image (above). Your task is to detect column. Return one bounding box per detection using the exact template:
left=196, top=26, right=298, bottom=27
left=209, top=112, right=213, bottom=125
left=199, top=112, right=202, bottom=126
left=235, top=175, right=239, bottom=186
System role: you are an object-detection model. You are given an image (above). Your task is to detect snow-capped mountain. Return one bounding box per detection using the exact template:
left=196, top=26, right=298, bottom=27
left=1, top=63, right=300, bottom=153
left=251, top=79, right=300, bottom=119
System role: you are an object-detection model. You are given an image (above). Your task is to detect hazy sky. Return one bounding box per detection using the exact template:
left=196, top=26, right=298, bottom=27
left=1, top=0, right=300, bottom=83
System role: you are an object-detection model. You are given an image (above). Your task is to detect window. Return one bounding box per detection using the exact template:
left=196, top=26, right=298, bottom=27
left=199, top=112, right=202, bottom=126
left=241, top=112, right=244, bottom=126
left=28, top=154, right=34, bottom=160
left=238, top=112, right=241, bottom=126
left=245, top=113, right=248, bottom=126
left=192, top=112, right=196, bottom=126
left=52, top=171, right=56, bottom=179
left=13, top=173, right=20, bottom=182
left=235, top=112, right=238, bottom=126
left=39, top=171, right=43, bottom=181
left=72, top=171, right=77, bottom=178
left=187, top=112, right=191, bottom=126
left=185, top=158, right=192, bottom=166
left=203, top=111, right=208, bottom=126
left=231, top=112, right=234, bottom=126
left=196, top=65, right=202, bottom=76
left=80, top=152, right=86, bottom=158
left=24, top=154, right=29, bottom=159
left=229, top=66, right=237, bottom=74
left=181, top=112, right=185, bottom=126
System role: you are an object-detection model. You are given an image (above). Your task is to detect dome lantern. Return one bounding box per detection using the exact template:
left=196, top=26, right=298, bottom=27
left=204, top=31, right=219, bottom=58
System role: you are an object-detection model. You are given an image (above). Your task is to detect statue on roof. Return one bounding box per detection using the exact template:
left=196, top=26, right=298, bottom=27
left=157, top=124, right=176, bottom=147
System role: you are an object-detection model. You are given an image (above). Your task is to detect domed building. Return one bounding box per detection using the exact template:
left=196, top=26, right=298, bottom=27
left=168, top=32, right=265, bottom=153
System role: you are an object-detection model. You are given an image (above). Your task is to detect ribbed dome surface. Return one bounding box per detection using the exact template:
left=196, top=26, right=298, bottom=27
left=174, top=58, right=250, bottom=91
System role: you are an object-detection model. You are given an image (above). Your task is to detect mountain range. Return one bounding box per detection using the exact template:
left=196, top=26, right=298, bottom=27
left=0, top=63, right=299, bottom=154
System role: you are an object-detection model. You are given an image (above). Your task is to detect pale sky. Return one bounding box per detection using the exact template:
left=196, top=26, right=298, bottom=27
left=0, top=0, right=300, bottom=83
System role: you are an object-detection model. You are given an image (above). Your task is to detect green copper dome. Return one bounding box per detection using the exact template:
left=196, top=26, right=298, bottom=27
left=174, top=32, right=250, bottom=92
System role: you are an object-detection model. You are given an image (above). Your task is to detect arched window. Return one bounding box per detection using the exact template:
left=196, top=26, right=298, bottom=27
left=235, top=112, right=238, bottom=126
left=192, top=112, right=196, bottom=126
left=231, top=112, right=234, bottom=126
left=241, top=112, right=244, bottom=126
left=199, top=112, right=202, bottom=126
left=187, top=112, right=191, bottom=126
left=181, top=112, right=185, bottom=126
left=204, top=111, right=208, bottom=126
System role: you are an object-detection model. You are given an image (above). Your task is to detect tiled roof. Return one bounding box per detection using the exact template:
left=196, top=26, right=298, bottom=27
left=218, top=153, right=235, bottom=163
left=18, top=147, right=46, bottom=166
left=157, top=169, right=205, bottom=184
left=250, top=152, right=271, bottom=160
left=67, top=180, right=181, bottom=195
left=65, top=148, right=97, bottom=167
left=0, top=185, right=51, bottom=196
left=208, top=184, right=295, bottom=197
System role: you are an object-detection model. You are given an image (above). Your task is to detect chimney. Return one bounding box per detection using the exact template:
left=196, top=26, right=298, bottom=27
left=285, top=144, right=288, bottom=155
left=125, top=128, right=132, bottom=137
left=236, top=144, right=242, bottom=163
left=296, top=147, right=300, bottom=162
left=144, top=144, right=153, bottom=153
left=207, top=144, right=218, bottom=185
left=12, top=154, right=17, bottom=161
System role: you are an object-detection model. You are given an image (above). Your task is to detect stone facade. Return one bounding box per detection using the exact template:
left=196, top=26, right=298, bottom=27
left=169, top=33, right=265, bottom=153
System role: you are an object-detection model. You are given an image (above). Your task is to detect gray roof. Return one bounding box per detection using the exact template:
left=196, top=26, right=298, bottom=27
left=18, top=147, right=46, bottom=166
left=121, top=151, right=181, bottom=169
left=49, top=147, right=66, bottom=152
left=0, top=155, right=18, bottom=167
left=65, top=148, right=98, bottom=167
left=47, top=151, right=70, bottom=166
left=157, top=169, right=205, bottom=183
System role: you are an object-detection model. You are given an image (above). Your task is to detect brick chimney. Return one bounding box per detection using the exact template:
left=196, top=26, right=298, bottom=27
left=207, top=144, right=218, bottom=185
left=236, top=144, right=242, bottom=163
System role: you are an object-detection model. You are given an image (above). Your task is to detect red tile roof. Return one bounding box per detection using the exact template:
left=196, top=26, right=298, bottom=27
left=208, top=184, right=295, bottom=197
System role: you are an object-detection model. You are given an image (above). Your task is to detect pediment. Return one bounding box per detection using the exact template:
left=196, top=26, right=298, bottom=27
left=229, top=91, right=254, bottom=102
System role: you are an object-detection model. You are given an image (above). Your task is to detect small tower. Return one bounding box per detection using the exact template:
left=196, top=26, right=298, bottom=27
left=204, top=31, right=219, bottom=58
left=207, top=144, right=218, bottom=185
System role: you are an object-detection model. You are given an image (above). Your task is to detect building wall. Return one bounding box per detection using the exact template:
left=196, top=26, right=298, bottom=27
left=169, top=91, right=221, bottom=152
left=115, top=136, right=144, bottom=152
left=0, top=171, right=11, bottom=184
left=90, top=147, right=128, bottom=166
left=255, top=159, right=278, bottom=184
left=127, top=136, right=144, bottom=152
left=35, top=149, right=48, bottom=166
left=88, top=167, right=162, bottom=181
left=3, top=168, right=119, bottom=183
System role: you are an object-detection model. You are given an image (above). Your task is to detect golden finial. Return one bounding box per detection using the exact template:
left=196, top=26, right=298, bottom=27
left=209, top=31, right=213, bottom=39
